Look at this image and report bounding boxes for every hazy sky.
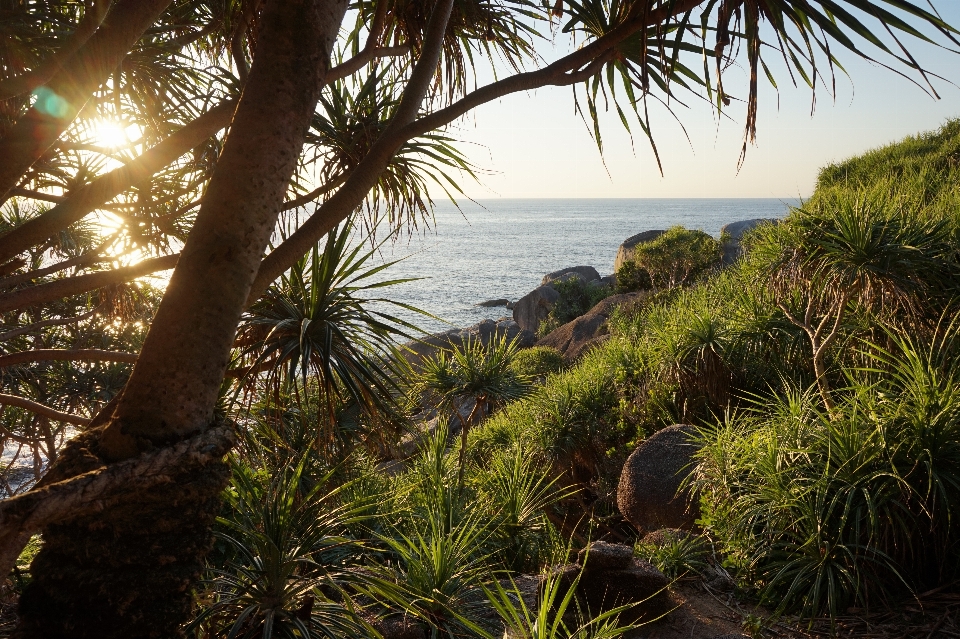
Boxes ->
[447,3,960,199]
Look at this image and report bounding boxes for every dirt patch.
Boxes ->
[630,579,960,639]
[627,580,765,639]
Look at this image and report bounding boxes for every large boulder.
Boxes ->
[556,542,672,623]
[720,218,776,265]
[537,292,648,363]
[512,285,561,333]
[401,318,535,371]
[617,424,702,533]
[542,266,601,286]
[613,229,665,272]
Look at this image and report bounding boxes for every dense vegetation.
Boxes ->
[473,118,960,620]
[2,1,958,635]
[5,115,960,637]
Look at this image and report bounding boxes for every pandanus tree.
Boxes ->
[0,0,956,635]
[235,220,425,454]
[759,193,958,411]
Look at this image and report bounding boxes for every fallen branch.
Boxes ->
[0,424,236,580]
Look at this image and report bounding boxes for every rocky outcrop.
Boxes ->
[402,318,535,370]
[614,229,665,272]
[556,541,672,623]
[512,285,560,333]
[617,424,702,533]
[397,401,476,458]
[477,298,510,307]
[720,218,776,265]
[537,292,648,363]
[641,528,690,548]
[542,266,601,286]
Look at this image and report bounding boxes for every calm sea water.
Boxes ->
[368,198,798,334]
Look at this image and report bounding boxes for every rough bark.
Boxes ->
[0,0,176,202]
[12,425,235,639]
[101,0,347,458]
[0,393,90,426]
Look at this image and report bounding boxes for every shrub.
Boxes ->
[634,532,710,579]
[510,346,564,379]
[537,277,612,338]
[692,322,960,618]
[631,226,722,291]
[614,260,653,294]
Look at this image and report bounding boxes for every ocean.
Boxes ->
[367,198,799,334]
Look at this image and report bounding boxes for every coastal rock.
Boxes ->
[556,546,672,623]
[641,528,690,548]
[542,266,601,286]
[614,229,665,272]
[550,272,585,285]
[720,218,776,265]
[537,292,648,363]
[477,298,510,308]
[577,540,635,573]
[618,424,702,533]
[487,574,542,638]
[512,285,560,333]
[401,318,535,371]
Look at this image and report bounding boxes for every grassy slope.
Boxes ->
[467,117,960,617]
[812,117,960,213]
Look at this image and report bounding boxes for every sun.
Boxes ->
[90,120,131,149]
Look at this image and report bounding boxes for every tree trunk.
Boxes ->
[13,1,347,636]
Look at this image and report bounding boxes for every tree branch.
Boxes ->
[0,0,178,203]
[0,242,112,291]
[0,254,178,314]
[0,309,99,342]
[8,189,67,204]
[280,172,348,211]
[0,100,235,265]
[0,394,90,426]
[246,0,703,299]
[0,349,138,367]
[246,0,455,301]
[0,0,113,101]
[326,45,411,82]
